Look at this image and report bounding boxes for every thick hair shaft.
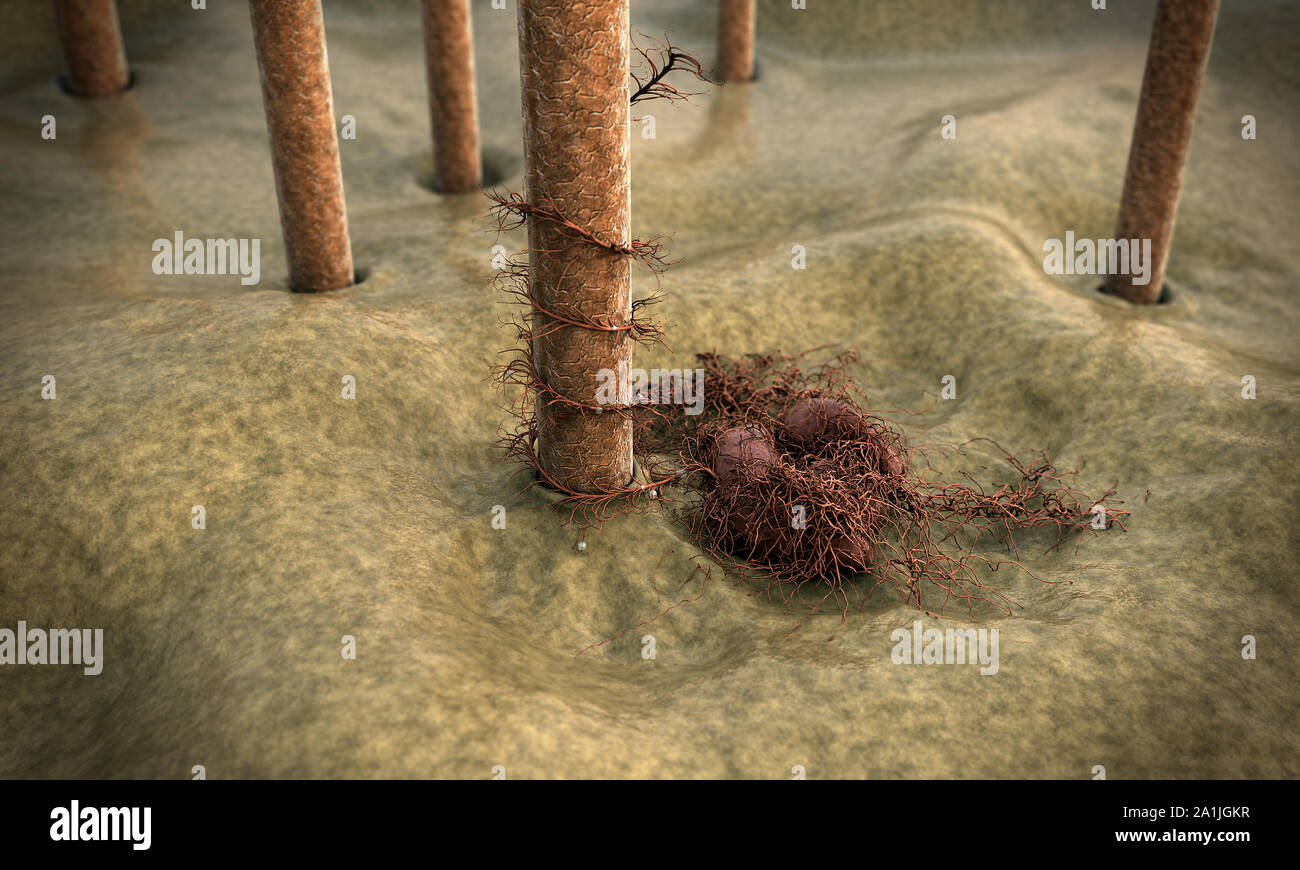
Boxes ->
[249,0,354,293]
[422,0,481,192]
[716,0,756,83]
[54,0,130,98]
[1108,0,1219,303]
[517,0,633,492]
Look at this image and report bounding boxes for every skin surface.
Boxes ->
[53,0,130,98]
[1108,0,1220,303]
[422,0,481,192]
[518,0,633,492]
[1,0,1295,781]
[249,0,354,293]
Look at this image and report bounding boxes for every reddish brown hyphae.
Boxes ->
[632,348,1129,630]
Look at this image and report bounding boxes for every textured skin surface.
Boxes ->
[53,0,129,98]
[2,0,1298,782]
[1108,0,1219,303]
[519,0,633,492]
[421,0,480,192]
[716,0,755,83]
[249,0,353,293]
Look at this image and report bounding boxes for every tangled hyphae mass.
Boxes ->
[634,349,1129,624]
